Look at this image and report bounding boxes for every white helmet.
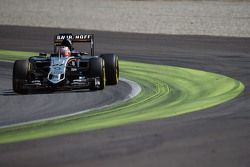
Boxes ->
[60,46,71,57]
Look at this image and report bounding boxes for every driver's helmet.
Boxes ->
[62,38,72,50]
[59,46,71,57]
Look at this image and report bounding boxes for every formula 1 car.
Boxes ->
[13,33,119,94]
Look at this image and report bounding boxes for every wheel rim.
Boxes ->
[103,59,106,87]
[115,58,119,83]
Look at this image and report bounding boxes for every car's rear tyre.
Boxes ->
[13,60,30,94]
[100,54,119,85]
[89,57,106,90]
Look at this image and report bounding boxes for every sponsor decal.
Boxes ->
[56,34,92,41]
[56,35,73,40]
[75,35,91,40]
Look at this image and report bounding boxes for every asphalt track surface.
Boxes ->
[0,61,131,126]
[0,25,250,167]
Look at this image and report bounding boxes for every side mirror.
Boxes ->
[50,53,58,57]
[39,52,47,57]
[80,52,88,56]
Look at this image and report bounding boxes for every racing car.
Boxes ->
[12,33,119,94]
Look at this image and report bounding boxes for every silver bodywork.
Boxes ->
[48,56,71,84]
[47,54,101,88]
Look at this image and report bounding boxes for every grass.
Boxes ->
[0,50,37,61]
[0,49,245,144]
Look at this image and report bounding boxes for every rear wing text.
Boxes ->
[54,33,94,56]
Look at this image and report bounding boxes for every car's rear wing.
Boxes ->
[54,33,95,56]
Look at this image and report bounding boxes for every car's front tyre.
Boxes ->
[100,54,119,85]
[13,60,30,94]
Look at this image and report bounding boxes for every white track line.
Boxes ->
[0,61,141,128]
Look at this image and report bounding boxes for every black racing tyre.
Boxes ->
[12,60,30,94]
[89,57,106,90]
[100,54,119,85]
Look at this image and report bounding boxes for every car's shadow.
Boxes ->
[1,89,16,96]
[1,88,94,96]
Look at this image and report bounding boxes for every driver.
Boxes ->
[59,46,71,57]
[61,38,73,50]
